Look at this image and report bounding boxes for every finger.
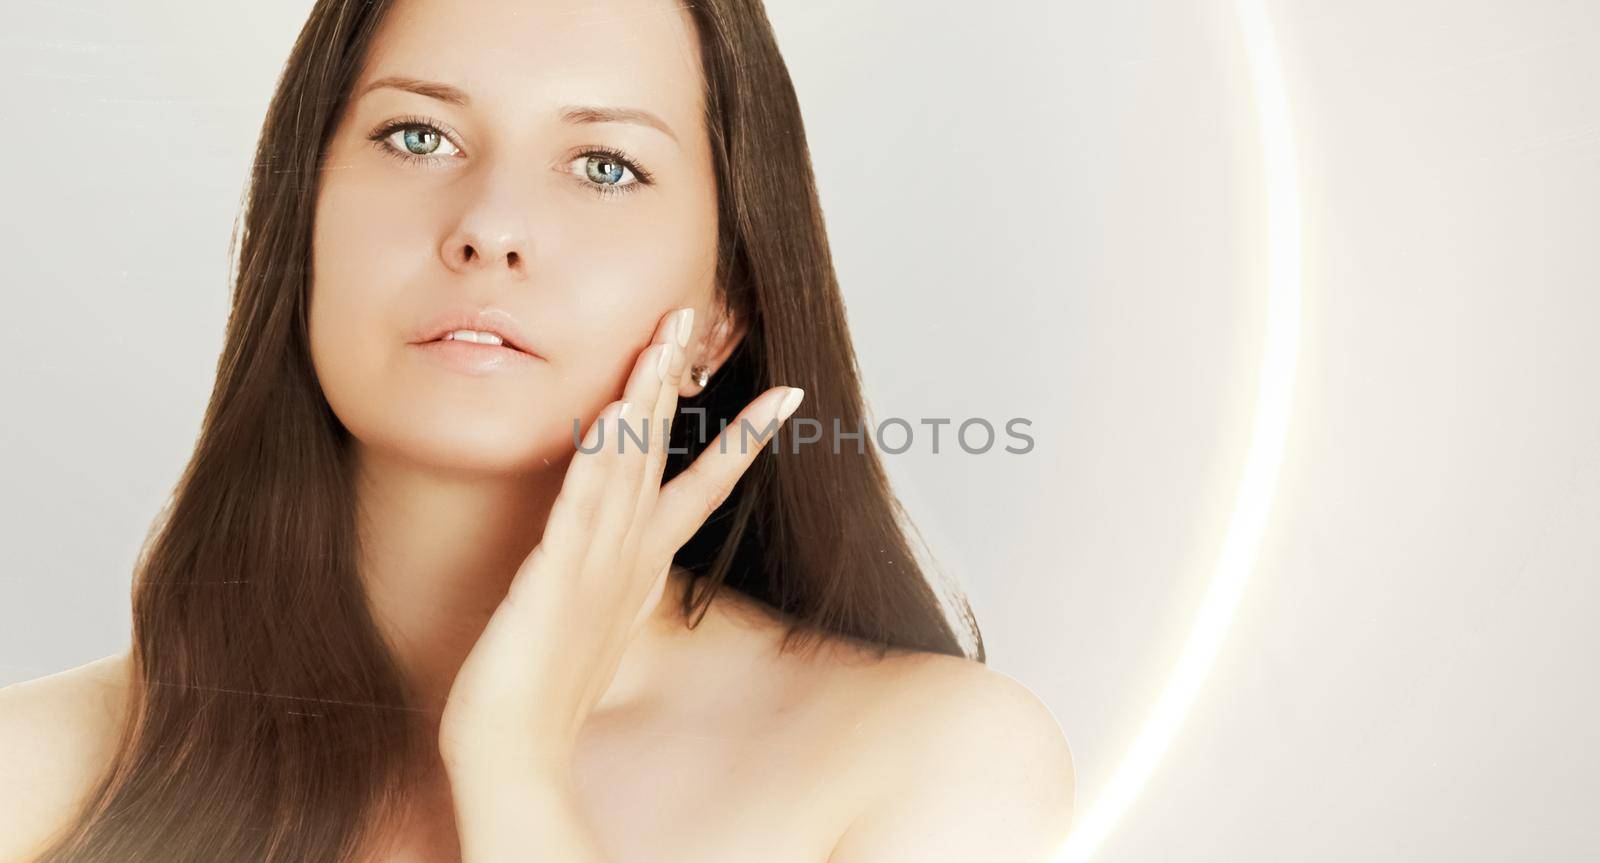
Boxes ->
[534,398,631,577]
[630,308,692,541]
[618,310,691,610]
[626,561,674,642]
[628,307,691,511]
[580,322,676,584]
[646,386,804,558]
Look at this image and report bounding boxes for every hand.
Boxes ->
[436,306,804,781]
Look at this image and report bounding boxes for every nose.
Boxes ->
[439,185,532,278]
[440,224,528,277]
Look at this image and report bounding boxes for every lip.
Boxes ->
[407,306,543,374]
[408,306,542,356]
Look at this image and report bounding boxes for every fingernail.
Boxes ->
[617,401,633,419]
[675,308,694,348]
[775,387,804,423]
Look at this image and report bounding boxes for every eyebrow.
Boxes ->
[357,75,679,144]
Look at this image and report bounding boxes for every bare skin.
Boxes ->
[0,579,1074,862]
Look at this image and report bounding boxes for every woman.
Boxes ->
[0,0,1074,860]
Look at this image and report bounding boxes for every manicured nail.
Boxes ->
[675,308,694,348]
[617,401,633,419]
[775,387,804,423]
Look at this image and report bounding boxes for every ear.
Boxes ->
[680,301,746,397]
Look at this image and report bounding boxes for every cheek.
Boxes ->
[309,177,417,392]
[306,174,445,450]
[544,197,719,388]
[313,167,434,299]
[546,248,709,409]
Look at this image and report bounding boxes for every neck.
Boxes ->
[351,443,684,729]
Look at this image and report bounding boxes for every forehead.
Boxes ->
[359,0,704,118]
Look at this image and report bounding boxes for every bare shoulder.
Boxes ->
[0,651,133,862]
[825,653,1075,858]
[702,584,1074,795]
[823,650,1077,862]
[676,580,1075,858]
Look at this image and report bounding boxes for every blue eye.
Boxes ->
[398,127,446,156]
[574,149,652,198]
[585,155,629,185]
[368,116,464,164]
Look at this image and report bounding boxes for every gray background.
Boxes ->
[2,1,1596,860]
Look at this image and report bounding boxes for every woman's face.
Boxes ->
[310,0,723,475]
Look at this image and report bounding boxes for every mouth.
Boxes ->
[408,307,543,366]
[409,328,541,374]
[414,327,538,358]
[428,328,521,351]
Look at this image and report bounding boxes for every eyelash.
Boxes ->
[365,114,655,199]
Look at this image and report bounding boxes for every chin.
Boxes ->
[344,410,577,478]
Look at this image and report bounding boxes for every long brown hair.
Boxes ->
[36,0,983,859]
